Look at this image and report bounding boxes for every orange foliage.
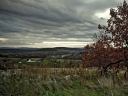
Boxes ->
[82,1,128,70]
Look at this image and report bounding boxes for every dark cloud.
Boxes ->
[0,0,122,47]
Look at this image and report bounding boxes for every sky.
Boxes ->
[0,0,123,48]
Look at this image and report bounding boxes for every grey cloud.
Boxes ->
[0,0,82,23]
[0,0,123,47]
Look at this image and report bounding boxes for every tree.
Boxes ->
[82,0,128,73]
[98,0,128,48]
[98,0,128,70]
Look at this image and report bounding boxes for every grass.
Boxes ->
[0,66,128,96]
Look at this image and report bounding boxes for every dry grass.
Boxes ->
[0,66,128,96]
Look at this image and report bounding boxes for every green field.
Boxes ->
[0,57,81,69]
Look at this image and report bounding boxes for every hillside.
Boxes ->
[0,47,83,52]
[38,47,83,52]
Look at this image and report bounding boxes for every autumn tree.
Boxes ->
[98,0,128,69]
[82,0,128,72]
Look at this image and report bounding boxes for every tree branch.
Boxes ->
[105,59,124,69]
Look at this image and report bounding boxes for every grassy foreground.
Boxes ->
[0,67,128,96]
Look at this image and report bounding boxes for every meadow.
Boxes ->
[0,64,128,96]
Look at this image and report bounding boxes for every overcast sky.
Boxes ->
[0,0,123,48]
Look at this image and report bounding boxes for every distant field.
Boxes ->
[0,57,81,69]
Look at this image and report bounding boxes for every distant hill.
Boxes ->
[0,47,84,53]
[0,47,39,52]
[38,47,83,52]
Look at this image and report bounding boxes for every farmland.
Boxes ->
[0,47,82,70]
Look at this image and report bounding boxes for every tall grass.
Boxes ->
[0,66,128,96]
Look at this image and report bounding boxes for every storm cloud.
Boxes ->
[0,0,122,48]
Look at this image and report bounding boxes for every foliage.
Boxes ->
[82,0,128,74]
